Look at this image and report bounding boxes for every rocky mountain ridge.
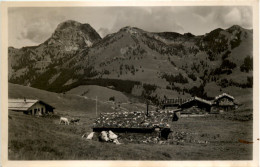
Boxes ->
[8,20,253,104]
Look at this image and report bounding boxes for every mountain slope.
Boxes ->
[8,83,115,115]
[8,20,101,86]
[8,21,253,104]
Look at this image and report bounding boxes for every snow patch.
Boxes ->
[64,45,78,51]
[64,78,77,86]
[85,40,93,47]
[48,73,61,84]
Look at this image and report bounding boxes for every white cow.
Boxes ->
[59,117,70,125]
[100,131,109,142]
[82,132,95,140]
[108,130,118,140]
[113,139,121,145]
[86,132,95,140]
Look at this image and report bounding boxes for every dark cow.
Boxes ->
[70,118,80,125]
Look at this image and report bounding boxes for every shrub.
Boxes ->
[222,50,231,60]
[188,73,197,81]
[143,84,157,94]
[162,73,188,84]
[240,56,253,73]
[230,31,242,49]
[109,96,115,101]
[188,84,206,98]
[219,78,229,88]
[221,59,237,69]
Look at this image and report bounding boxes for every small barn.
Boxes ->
[212,93,236,111]
[8,98,55,116]
[180,96,212,114]
[92,110,179,139]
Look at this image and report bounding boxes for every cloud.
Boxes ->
[224,8,242,26]
[97,27,111,38]
[8,6,253,48]
[19,19,55,43]
[108,7,184,34]
[9,7,66,47]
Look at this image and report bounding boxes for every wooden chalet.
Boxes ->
[179,96,212,114]
[212,93,237,111]
[8,98,55,115]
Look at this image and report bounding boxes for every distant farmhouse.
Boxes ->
[180,96,212,114]
[212,93,237,112]
[162,93,237,114]
[8,98,55,116]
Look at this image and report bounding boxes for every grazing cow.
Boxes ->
[70,118,80,125]
[59,117,70,125]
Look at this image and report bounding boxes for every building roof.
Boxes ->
[215,93,234,101]
[181,96,212,106]
[93,110,178,130]
[8,98,54,111]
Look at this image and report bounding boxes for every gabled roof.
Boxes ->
[181,96,212,106]
[8,99,54,111]
[215,93,234,101]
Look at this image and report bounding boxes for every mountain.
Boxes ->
[8,20,253,105]
[8,20,101,84]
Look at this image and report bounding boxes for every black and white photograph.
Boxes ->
[1,1,259,166]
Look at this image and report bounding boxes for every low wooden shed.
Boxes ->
[180,96,212,113]
[92,110,178,139]
[8,98,55,115]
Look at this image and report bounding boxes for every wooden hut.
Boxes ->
[212,93,236,111]
[8,98,55,116]
[180,96,212,114]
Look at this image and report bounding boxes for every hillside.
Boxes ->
[8,83,114,116]
[8,83,149,115]
[66,85,129,103]
[8,20,253,105]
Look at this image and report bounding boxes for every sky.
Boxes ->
[8,6,252,48]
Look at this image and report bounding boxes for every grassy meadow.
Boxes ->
[8,111,252,160]
[8,83,253,160]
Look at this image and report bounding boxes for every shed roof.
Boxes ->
[8,98,54,111]
[93,110,179,130]
[181,96,212,106]
[215,93,234,101]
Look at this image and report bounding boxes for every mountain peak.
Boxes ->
[119,26,144,34]
[226,25,244,32]
[56,20,83,30]
[47,20,101,49]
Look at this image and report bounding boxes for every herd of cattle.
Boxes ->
[82,131,122,144]
[59,116,122,144]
